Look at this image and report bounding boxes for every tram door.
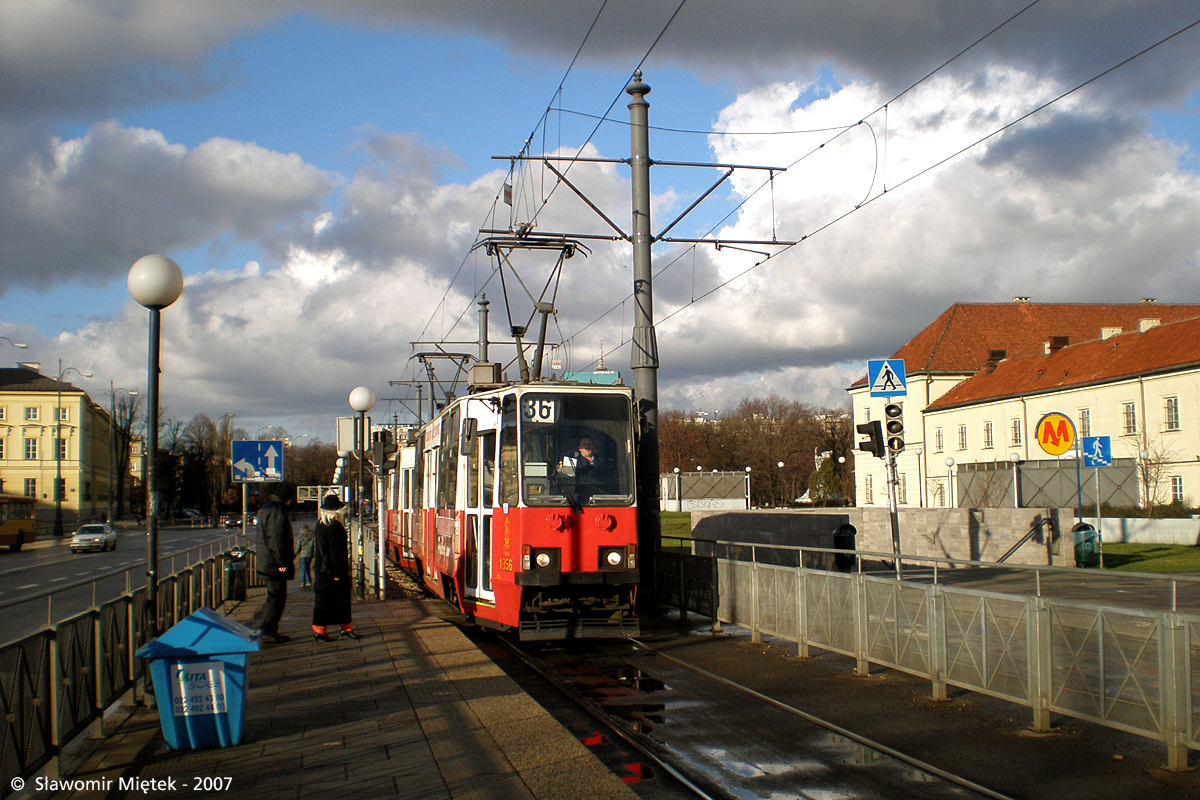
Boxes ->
[464,418,496,605]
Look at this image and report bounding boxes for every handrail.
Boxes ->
[996,517,1054,564]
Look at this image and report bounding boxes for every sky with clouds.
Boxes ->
[2,0,1199,442]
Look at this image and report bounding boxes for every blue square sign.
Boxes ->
[231,440,285,483]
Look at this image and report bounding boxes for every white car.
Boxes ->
[70,523,118,553]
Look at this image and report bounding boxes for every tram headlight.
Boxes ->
[599,545,635,570]
[536,552,552,568]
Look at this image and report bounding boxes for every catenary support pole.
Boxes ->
[628,70,660,609]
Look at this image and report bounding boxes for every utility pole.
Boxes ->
[628,70,660,608]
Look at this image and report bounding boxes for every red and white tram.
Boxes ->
[384,382,640,640]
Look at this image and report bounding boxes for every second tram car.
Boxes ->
[385,382,640,640]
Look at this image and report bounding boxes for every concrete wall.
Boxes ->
[1091,516,1200,545]
[692,507,1073,567]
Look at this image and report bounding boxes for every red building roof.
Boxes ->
[851,302,1200,387]
[928,315,1200,410]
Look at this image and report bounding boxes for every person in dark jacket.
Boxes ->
[255,494,295,643]
[311,494,361,641]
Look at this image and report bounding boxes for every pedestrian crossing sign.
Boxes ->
[867,359,907,398]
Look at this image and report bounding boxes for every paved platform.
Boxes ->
[44,594,638,800]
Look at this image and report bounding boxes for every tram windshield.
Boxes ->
[508,391,635,508]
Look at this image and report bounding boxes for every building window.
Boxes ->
[935,483,945,507]
[24,438,36,460]
[57,437,67,460]
[1164,396,1180,431]
[0,440,4,460]
[54,477,65,501]
[1078,408,1091,438]
[934,427,944,453]
[1010,418,1022,446]
[863,406,871,422]
[23,406,38,422]
[1122,402,1138,436]
[957,424,968,450]
[1171,475,1184,504]
[864,473,873,504]
[56,407,69,422]
[23,478,36,498]
[0,406,6,421]
[983,421,994,449]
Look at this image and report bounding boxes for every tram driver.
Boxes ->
[562,435,616,502]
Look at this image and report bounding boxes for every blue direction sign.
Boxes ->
[1082,436,1112,468]
[231,440,285,483]
[867,359,907,398]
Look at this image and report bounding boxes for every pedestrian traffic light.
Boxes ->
[856,420,885,459]
[884,402,904,454]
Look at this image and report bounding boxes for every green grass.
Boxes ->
[1101,543,1200,573]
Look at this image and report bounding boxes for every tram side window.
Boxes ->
[467,423,479,510]
[482,431,496,507]
[499,396,519,507]
[438,406,460,510]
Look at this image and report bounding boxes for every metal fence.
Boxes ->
[0,537,259,797]
[706,541,1197,771]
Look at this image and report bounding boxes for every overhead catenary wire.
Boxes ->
[556,4,1199,370]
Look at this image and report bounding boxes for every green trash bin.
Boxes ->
[1072,522,1100,568]
[224,546,248,601]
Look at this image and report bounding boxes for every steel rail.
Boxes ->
[629,638,1019,800]
[492,635,720,800]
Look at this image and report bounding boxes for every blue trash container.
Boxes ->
[135,607,260,749]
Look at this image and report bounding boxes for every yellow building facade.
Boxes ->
[0,364,116,533]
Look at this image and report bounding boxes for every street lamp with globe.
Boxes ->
[128,254,184,635]
[348,387,375,599]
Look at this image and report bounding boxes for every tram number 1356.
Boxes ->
[521,398,558,424]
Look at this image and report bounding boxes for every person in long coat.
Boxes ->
[311,495,361,641]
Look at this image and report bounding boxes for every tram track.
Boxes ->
[486,627,1017,800]
[625,637,1017,800]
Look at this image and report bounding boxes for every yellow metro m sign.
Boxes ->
[1035,412,1076,456]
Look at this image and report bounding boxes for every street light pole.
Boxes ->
[53,359,93,538]
[349,387,375,600]
[128,255,184,636]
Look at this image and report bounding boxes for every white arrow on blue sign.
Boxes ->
[231,440,285,483]
[1082,436,1111,468]
[867,359,907,398]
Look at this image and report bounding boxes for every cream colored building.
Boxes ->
[0,364,117,532]
[849,301,1200,509]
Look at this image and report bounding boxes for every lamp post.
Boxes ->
[53,360,93,537]
[349,387,375,600]
[914,448,924,508]
[1009,452,1021,508]
[128,254,184,636]
[107,384,138,524]
[945,457,956,508]
[0,337,29,350]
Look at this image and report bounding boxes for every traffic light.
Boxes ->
[856,420,885,459]
[884,402,904,454]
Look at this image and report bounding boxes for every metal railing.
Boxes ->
[0,537,262,796]
[659,538,1199,771]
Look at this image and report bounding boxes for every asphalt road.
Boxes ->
[0,523,242,645]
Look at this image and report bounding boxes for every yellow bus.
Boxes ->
[0,495,37,552]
